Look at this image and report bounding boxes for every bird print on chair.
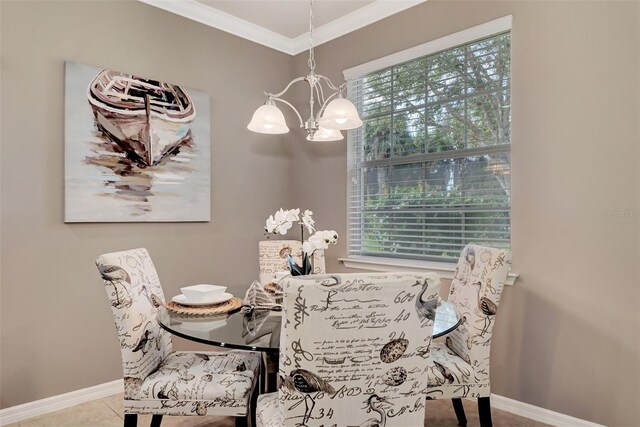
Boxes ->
[98,263,131,283]
[139,284,163,308]
[256,272,441,427]
[349,395,392,427]
[412,278,440,322]
[98,264,133,308]
[474,281,498,337]
[465,246,476,272]
[282,369,335,426]
[132,329,152,354]
[96,248,262,423]
[433,361,456,384]
[426,243,512,427]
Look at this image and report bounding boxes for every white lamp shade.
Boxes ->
[247,104,289,134]
[307,127,343,142]
[319,97,363,130]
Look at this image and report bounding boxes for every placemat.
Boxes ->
[165,297,243,316]
[264,282,282,294]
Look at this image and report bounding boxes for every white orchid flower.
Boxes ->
[320,231,332,246]
[269,208,293,235]
[301,210,315,234]
[264,209,333,247]
[273,209,286,223]
[265,215,278,234]
[309,230,339,248]
[308,233,329,250]
[276,219,293,235]
[302,241,314,255]
[287,208,300,222]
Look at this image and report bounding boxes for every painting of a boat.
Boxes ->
[87,70,196,167]
[65,61,210,223]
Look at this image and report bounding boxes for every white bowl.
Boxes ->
[180,284,227,302]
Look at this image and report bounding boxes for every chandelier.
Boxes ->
[247,0,363,142]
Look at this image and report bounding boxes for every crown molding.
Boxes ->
[138,0,296,54]
[289,0,427,55]
[137,0,428,56]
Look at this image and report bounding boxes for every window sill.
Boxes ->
[339,256,518,286]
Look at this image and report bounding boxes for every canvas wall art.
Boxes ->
[64,61,210,222]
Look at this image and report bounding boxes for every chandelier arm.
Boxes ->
[269,76,308,99]
[315,91,342,121]
[317,75,345,92]
[315,81,325,106]
[251,0,360,140]
[272,97,305,127]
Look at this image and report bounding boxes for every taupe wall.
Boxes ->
[0,0,294,408]
[291,1,640,426]
[2,1,639,425]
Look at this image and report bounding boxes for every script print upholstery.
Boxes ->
[257,272,441,427]
[96,248,260,416]
[258,240,326,284]
[426,244,512,399]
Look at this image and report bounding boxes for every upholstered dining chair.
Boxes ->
[256,272,441,427]
[96,248,261,427]
[258,240,325,285]
[425,244,512,427]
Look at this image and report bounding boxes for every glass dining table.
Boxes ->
[157,300,460,392]
[157,300,461,354]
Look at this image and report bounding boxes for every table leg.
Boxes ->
[261,351,280,393]
[259,354,268,394]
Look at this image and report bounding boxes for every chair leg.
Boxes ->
[150,414,163,427]
[249,384,259,427]
[124,414,138,427]
[478,396,493,427]
[235,416,249,427]
[452,398,467,426]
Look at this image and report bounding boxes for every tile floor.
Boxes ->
[6,393,551,426]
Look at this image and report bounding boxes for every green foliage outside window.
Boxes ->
[351,33,511,262]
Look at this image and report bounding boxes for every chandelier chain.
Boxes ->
[308,0,315,72]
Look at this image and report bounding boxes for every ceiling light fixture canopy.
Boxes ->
[247,0,362,142]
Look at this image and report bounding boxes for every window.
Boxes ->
[347,30,511,263]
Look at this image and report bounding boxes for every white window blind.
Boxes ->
[347,31,511,263]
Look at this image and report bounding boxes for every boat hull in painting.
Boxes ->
[87,70,196,167]
[91,107,192,166]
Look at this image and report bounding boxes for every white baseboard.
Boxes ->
[490,393,605,427]
[0,380,604,427]
[0,379,123,426]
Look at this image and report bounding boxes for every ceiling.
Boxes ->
[138,0,427,55]
[198,1,376,39]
